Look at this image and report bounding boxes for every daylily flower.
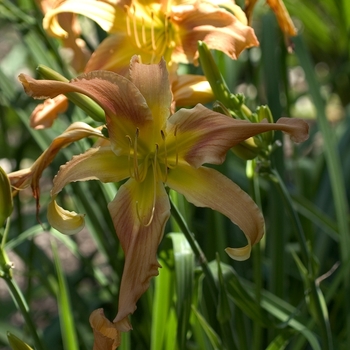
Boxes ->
[18,57,308,331]
[43,0,259,72]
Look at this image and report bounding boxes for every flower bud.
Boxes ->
[0,167,13,225]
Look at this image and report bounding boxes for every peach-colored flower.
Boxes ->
[17,57,308,333]
[43,0,259,72]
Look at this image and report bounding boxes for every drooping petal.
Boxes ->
[166,164,264,260]
[43,0,124,38]
[108,171,170,330]
[171,3,259,63]
[47,146,130,234]
[266,0,297,37]
[19,70,153,154]
[8,121,105,215]
[89,309,121,350]
[47,198,85,235]
[129,56,172,144]
[166,104,309,168]
[30,95,68,129]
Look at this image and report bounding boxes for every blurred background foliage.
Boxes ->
[0,0,350,349]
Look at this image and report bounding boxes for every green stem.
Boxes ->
[2,275,45,350]
[268,169,333,350]
[169,198,217,303]
[170,198,238,349]
[1,221,45,350]
[247,160,263,350]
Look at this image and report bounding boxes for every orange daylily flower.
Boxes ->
[43,0,259,72]
[17,57,308,332]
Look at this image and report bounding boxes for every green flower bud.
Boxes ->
[7,333,33,350]
[0,167,13,225]
[36,65,105,123]
[256,105,274,145]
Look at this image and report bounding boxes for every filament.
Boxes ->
[131,5,141,48]
[142,17,146,44]
[160,130,168,182]
[133,128,140,181]
[135,145,158,227]
[151,11,157,51]
[125,6,131,36]
[173,124,179,167]
[126,135,133,178]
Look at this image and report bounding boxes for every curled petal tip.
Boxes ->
[114,317,133,332]
[90,309,121,350]
[47,199,85,235]
[225,245,251,261]
[277,117,309,143]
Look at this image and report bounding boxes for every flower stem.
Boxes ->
[0,221,45,350]
[169,197,218,303]
[247,160,264,350]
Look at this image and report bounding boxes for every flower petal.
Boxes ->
[89,308,121,350]
[19,70,153,154]
[171,74,214,107]
[30,95,68,130]
[166,104,309,168]
[50,146,130,198]
[108,171,170,329]
[47,146,130,234]
[8,122,105,218]
[47,199,85,235]
[166,165,264,260]
[84,34,135,75]
[43,0,123,38]
[171,3,259,63]
[266,0,297,37]
[129,56,172,143]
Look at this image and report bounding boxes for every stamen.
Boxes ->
[125,6,131,37]
[160,130,168,182]
[164,14,168,46]
[132,5,141,48]
[133,128,140,181]
[126,135,134,178]
[135,145,158,227]
[136,201,155,227]
[141,17,146,44]
[151,11,157,51]
[173,124,179,167]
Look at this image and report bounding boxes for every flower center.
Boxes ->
[125,126,179,226]
[124,2,177,62]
